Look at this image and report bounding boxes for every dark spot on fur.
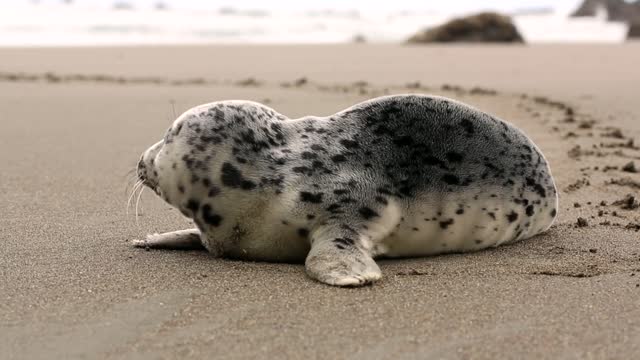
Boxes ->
[298,228,309,237]
[331,154,347,163]
[526,177,547,198]
[446,151,464,163]
[375,196,388,205]
[241,181,256,190]
[440,219,454,229]
[221,162,256,190]
[393,135,413,146]
[526,205,535,217]
[186,199,200,213]
[359,207,379,220]
[301,152,317,160]
[201,204,223,226]
[442,174,460,185]
[460,119,475,135]
[311,161,325,170]
[506,211,519,223]
[208,186,221,197]
[292,166,311,174]
[340,139,359,149]
[300,192,323,203]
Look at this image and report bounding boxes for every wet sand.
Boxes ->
[1,44,640,359]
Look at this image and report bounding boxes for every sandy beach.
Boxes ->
[1,44,640,359]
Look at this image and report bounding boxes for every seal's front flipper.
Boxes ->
[305,226,382,287]
[131,229,205,250]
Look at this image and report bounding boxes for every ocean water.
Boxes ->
[0,3,629,46]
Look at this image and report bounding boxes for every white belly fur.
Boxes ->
[381,189,556,258]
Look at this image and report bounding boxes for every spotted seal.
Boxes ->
[132,94,558,286]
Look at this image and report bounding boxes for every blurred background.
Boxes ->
[2,0,638,46]
[3,2,640,359]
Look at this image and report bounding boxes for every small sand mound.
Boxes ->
[407,12,524,44]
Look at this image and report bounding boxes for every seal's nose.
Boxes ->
[137,158,146,180]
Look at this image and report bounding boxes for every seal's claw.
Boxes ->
[131,238,148,248]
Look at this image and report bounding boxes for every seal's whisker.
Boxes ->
[126,181,139,216]
[171,100,177,119]
[127,180,143,215]
[127,180,142,207]
[135,186,145,227]
[124,171,139,198]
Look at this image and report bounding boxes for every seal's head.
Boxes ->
[136,130,205,219]
[135,102,239,218]
[137,139,164,195]
[136,100,290,222]
[135,124,205,218]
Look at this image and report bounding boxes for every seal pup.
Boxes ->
[133,94,558,286]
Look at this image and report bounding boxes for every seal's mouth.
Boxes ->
[140,178,159,194]
[136,158,159,194]
[138,176,160,195]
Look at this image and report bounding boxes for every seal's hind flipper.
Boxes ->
[305,224,382,287]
